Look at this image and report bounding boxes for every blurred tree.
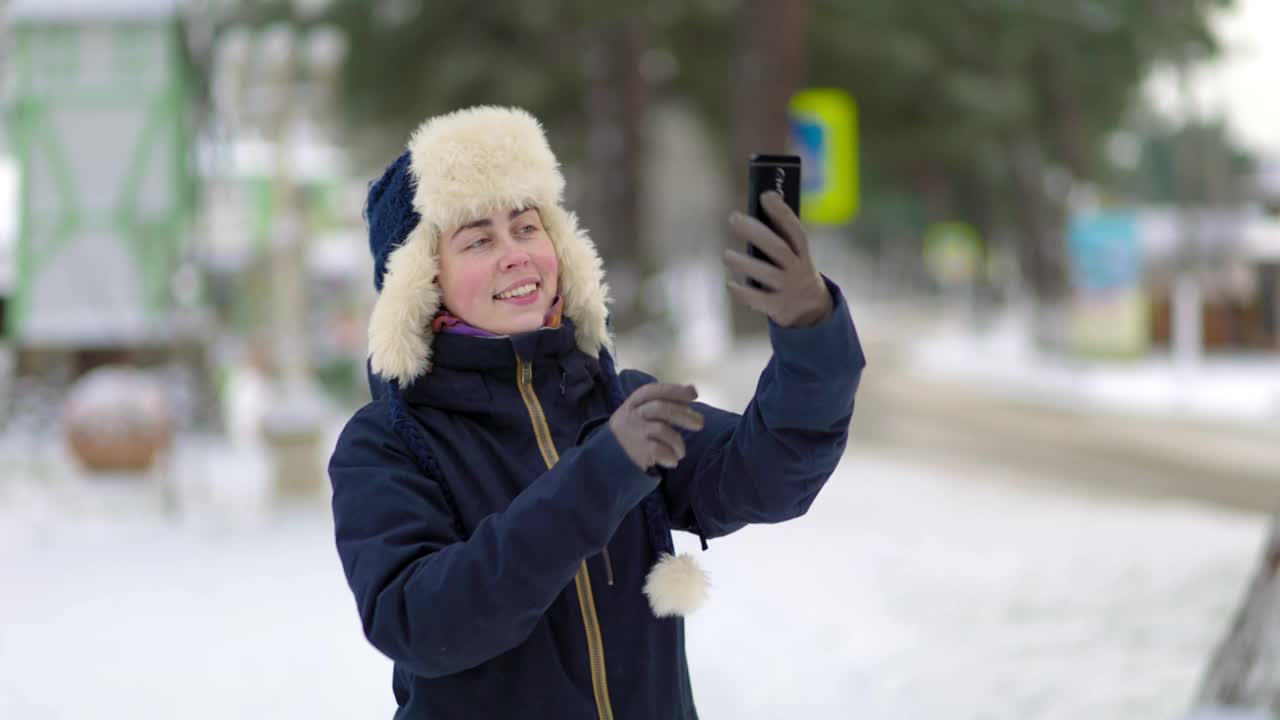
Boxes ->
[1192,514,1280,713]
[659,0,1235,335]
[221,1,664,332]
[802,0,1235,324]
[1108,118,1257,207]
[216,0,1237,341]
[726,0,814,335]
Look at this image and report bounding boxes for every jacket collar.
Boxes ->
[397,319,603,411]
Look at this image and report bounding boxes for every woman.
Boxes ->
[329,105,865,719]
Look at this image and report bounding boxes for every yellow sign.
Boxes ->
[789,89,859,225]
[923,221,983,287]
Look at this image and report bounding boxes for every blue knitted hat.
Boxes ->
[365,150,419,293]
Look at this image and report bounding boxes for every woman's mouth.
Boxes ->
[494,282,540,306]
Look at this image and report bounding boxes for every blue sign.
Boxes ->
[1067,212,1143,293]
[790,117,825,195]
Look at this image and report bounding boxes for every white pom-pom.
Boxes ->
[643,552,710,618]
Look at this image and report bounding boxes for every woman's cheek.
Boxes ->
[457,267,493,310]
[540,249,559,290]
[440,263,483,313]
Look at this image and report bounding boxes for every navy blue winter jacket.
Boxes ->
[328,278,864,719]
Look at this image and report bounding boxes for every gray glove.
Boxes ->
[723,190,834,328]
[608,383,705,472]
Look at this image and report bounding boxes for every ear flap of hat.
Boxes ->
[539,204,612,362]
[368,223,440,386]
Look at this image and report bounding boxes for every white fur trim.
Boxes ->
[367,106,613,386]
[539,204,612,361]
[643,552,710,618]
[368,223,440,386]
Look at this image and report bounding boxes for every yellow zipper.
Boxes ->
[515,356,615,720]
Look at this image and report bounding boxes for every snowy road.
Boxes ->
[0,441,1265,720]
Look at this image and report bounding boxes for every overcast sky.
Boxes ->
[1147,0,1280,160]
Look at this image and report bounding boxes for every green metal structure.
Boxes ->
[7,0,193,347]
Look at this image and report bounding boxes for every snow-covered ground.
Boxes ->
[680,451,1266,720]
[0,430,1266,719]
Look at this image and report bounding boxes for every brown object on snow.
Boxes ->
[62,366,175,473]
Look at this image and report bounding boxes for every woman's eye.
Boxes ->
[467,237,489,249]
[519,225,537,234]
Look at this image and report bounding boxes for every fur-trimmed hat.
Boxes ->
[363,105,708,618]
[365,106,610,387]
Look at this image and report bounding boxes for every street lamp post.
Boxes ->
[1172,43,1204,391]
[216,18,347,502]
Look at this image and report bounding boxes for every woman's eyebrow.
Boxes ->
[458,208,529,232]
[456,217,493,233]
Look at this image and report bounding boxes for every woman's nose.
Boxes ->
[498,237,531,268]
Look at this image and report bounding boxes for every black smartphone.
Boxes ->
[746,153,802,290]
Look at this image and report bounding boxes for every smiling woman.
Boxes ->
[435,206,561,336]
[332,105,863,720]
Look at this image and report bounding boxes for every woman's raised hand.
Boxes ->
[608,383,705,471]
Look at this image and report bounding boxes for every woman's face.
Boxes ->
[436,206,559,335]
